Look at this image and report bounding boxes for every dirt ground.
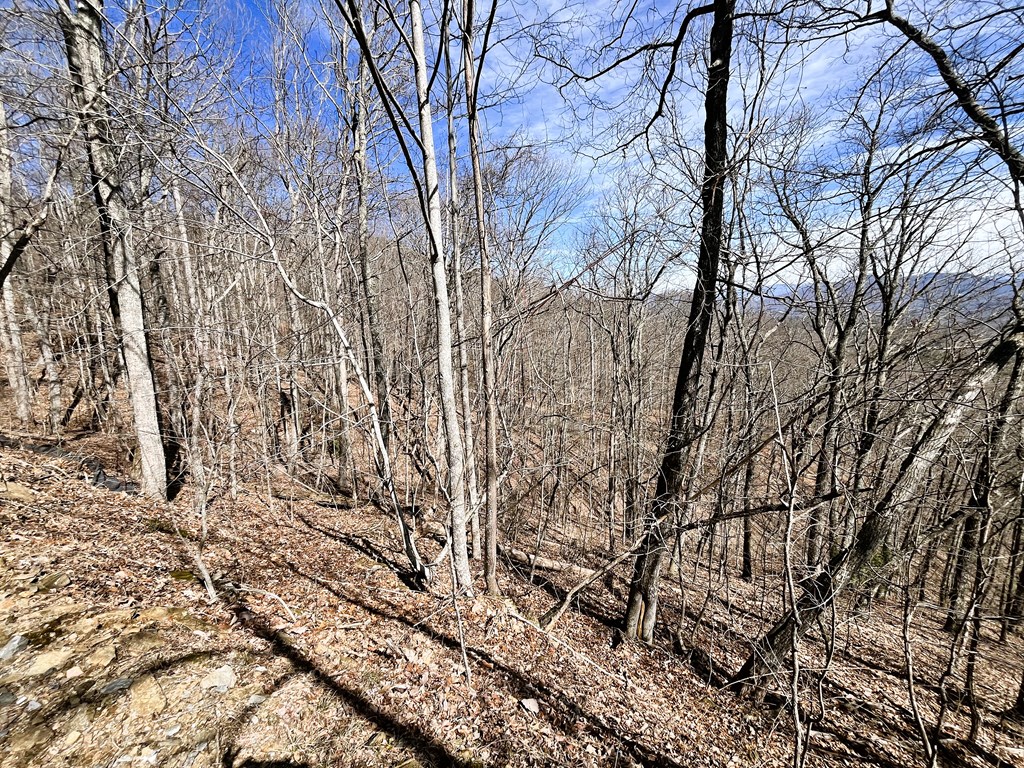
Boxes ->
[1,439,1023,767]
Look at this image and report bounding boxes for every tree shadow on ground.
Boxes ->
[4,633,284,768]
[214,670,301,768]
[293,512,427,590]
[221,746,311,768]
[501,555,625,634]
[230,605,478,768]
[275,558,687,768]
[37,648,225,722]
[813,727,916,768]
[830,646,1015,722]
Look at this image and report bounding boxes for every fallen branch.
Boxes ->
[237,585,298,623]
[500,544,596,581]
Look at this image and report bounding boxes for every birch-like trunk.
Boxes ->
[462,0,501,594]
[0,278,31,425]
[445,74,482,559]
[410,0,473,592]
[0,101,33,426]
[58,0,166,499]
[24,292,61,434]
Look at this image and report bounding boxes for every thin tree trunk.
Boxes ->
[444,49,482,559]
[741,450,755,581]
[354,56,393,450]
[624,0,734,642]
[408,0,473,592]
[24,290,61,434]
[0,279,31,425]
[0,100,33,427]
[1006,514,1024,631]
[461,0,500,594]
[58,0,166,499]
[943,514,977,632]
[1014,668,1024,716]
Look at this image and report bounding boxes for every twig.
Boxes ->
[333,619,371,630]
[236,585,298,623]
[171,519,218,604]
[189,543,219,604]
[508,608,631,688]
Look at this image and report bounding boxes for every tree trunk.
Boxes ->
[444,50,482,560]
[0,279,31,426]
[354,56,393,451]
[741,450,755,581]
[23,290,61,434]
[409,0,473,593]
[0,100,33,427]
[461,0,501,595]
[623,0,734,642]
[1014,667,1024,717]
[58,0,167,499]
[1007,513,1024,630]
[943,514,977,632]
[732,326,1024,687]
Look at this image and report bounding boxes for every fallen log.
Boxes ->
[499,544,596,582]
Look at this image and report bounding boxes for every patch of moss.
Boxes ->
[144,517,176,535]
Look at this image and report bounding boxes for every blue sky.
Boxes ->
[181,0,1024,289]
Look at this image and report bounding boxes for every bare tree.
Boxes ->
[625,0,735,643]
[459,0,501,594]
[332,0,475,592]
[57,0,167,499]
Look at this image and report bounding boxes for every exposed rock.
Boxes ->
[0,633,29,660]
[199,664,236,692]
[26,648,73,676]
[138,606,170,622]
[35,602,88,621]
[9,725,53,753]
[36,572,71,592]
[69,616,99,635]
[65,706,93,732]
[93,609,133,628]
[98,677,133,695]
[64,730,81,746]
[85,644,116,669]
[123,631,165,653]
[65,665,83,679]
[129,675,166,717]
[0,481,33,503]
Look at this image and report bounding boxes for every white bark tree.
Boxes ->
[57,0,167,499]
[334,0,474,593]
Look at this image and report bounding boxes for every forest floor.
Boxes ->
[1,434,1023,767]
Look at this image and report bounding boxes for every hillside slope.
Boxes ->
[1,441,1022,767]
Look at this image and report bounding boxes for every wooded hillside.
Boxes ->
[2,1,1024,766]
